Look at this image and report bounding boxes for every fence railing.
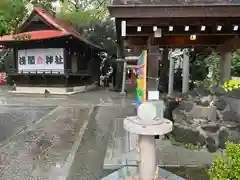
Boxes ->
[7,69,92,75]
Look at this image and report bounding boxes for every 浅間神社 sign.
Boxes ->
[18,48,64,73]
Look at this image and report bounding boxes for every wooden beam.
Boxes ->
[217,36,240,52]
[126,35,234,47]
[126,26,239,36]
[109,6,240,18]
[124,18,240,27]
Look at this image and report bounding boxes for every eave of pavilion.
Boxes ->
[126,35,234,48]
[109,3,240,50]
[108,5,240,18]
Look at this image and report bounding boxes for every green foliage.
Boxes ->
[56,10,97,28]
[0,0,27,35]
[202,52,220,93]
[200,51,240,93]
[56,0,116,53]
[208,142,240,180]
[189,49,211,82]
[168,134,182,146]
[184,143,202,151]
[56,0,116,54]
[231,50,240,77]
[29,0,55,13]
[0,0,57,35]
[85,19,116,54]
[168,135,202,151]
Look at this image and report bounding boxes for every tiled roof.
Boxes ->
[0,30,67,42]
[0,8,101,49]
[112,0,240,6]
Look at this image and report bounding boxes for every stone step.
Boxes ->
[101,166,185,180]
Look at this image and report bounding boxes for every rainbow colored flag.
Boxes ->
[135,50,147,108]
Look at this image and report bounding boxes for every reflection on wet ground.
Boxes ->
[0,86,136,179]
[0,105,55,144]
[0,86,213,179]
[0,106,93,179]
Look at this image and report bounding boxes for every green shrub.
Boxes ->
[208,142,240,180]
[184,143,202,151]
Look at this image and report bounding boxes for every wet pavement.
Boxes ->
[0,86,214,179]
[0,86,136,179]
[0,105,55,144]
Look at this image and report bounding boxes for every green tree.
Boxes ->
[0,0,57,36]
[57,0,116,54]
[189,48,211,82]
[0,0,27,35]
[201,50,240,92]
[231,50,240,77]
[85,19,116,54]
[28,0,56,13]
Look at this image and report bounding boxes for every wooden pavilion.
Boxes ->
[0,7,103,94]
[108,0,240,94]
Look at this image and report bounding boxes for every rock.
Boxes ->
[206,137,217,153]
[172,123,205,146]
[164,100,180,121]
[192,118,208,126]
[206,136,215,144]
[173,103,217,124]
[218,128,229,149]
[206,143,217,153]
[212,99,227,111]
[167,89,240,153]
[201,124,220,133]
[177,101,194,112]
[222,110,240,122]
[189,106,217,121]
[223,126,240,144]
[189,88,210,98]
[198,96,211,107]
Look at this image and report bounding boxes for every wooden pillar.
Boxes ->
[94,52,101,85]
[219,51,232,85]
[13,48,17,72]
[147,36,160,91]
[63,48,68,73]
[114,41,124,91]
[159,48,169,92]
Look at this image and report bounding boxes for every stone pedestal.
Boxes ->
[123,102,173,180]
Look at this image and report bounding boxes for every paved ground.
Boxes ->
[0,86,135,180]
[0,86,215,180]
[0,105,55,144]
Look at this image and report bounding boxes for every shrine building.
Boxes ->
[108,0,240,95]
[0,7,103,94]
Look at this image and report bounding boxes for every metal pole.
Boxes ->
[182,50,189,94]
[139,135,156,180]
[121,61,127,95]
